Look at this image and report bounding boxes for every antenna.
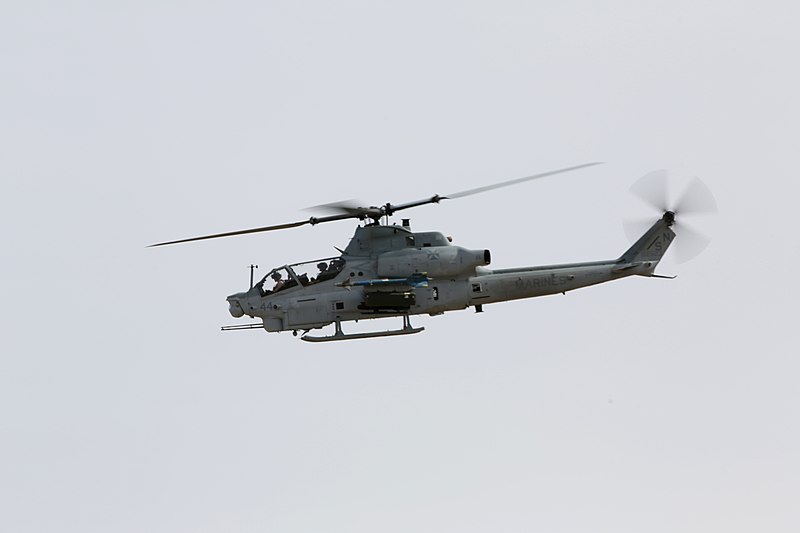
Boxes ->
[249,264,258,288]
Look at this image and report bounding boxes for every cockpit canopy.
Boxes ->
[255,256,345,296]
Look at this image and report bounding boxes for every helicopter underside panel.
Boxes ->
[263,317,283,332]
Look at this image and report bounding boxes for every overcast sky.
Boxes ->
[2,2,799,532]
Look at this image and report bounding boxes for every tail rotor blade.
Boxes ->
[674,221,711,263]
[623,218,654,243]
[675,176,718,216]
[630,169,670,212]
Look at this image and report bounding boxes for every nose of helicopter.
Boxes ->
[227,297,245,318]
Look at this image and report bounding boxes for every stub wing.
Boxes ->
[338,272,430,289]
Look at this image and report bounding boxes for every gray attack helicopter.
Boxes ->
[150,164,716,342]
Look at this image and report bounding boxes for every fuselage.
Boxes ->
[226,221,665,334]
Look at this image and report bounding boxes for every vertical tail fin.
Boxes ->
[618,212,676,265]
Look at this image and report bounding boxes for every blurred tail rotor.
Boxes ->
[624,170,718,263]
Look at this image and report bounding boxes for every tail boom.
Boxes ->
[464,214,676,307]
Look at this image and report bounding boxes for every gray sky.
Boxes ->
[2,2,799,532]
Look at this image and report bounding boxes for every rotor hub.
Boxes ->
[662,210,676,226]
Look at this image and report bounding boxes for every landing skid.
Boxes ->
[301,315,424,343]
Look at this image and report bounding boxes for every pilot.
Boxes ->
[315,261,339,283]
[272,271,285,291]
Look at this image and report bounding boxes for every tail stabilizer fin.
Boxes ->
[618,214,676,265]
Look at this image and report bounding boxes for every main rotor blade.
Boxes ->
[305,200,385,220]
[148,220,311,247]
[305,200,364,216]
[386,162,603,215]
[444,162,603,200]
[151,162,604,247]
[148,211,367,247]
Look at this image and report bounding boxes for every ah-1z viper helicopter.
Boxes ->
[150,163,716,342]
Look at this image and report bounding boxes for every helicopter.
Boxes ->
[150,163,717,342]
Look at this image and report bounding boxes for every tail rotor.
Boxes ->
[624,170,718,263]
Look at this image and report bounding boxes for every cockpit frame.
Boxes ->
[255,255,345,296]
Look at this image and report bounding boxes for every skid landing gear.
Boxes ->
[301,315,424,343]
